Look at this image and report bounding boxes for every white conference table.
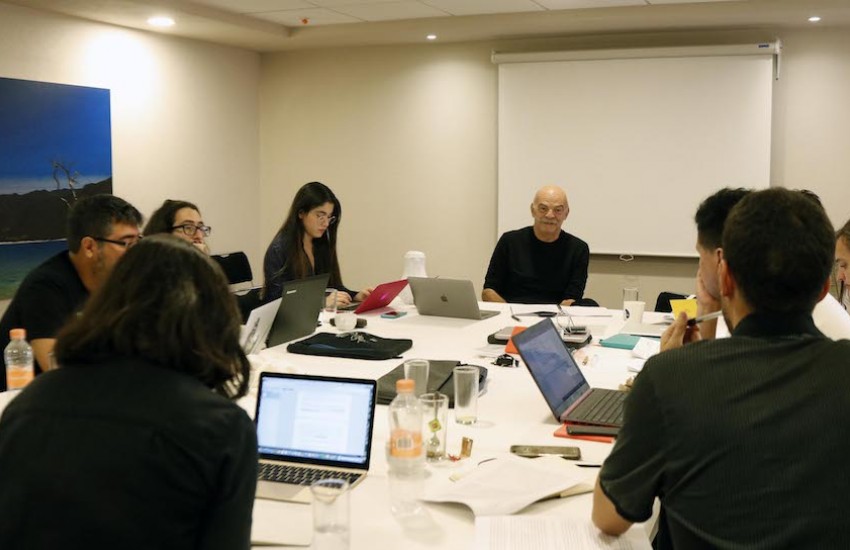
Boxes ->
[247,301,660,549]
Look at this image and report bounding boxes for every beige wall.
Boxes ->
[259,43,497,294]
[0,3,263,273]
[259,28,850,308]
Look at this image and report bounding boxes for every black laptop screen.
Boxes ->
[513,319,591,420]
[255,373,376,468]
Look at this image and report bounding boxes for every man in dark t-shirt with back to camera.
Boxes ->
[482,185,589,305]
[592,188,850,548]
[0,194,143,391]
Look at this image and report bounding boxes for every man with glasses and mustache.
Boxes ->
[0,194,142,388]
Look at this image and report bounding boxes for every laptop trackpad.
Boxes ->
[252,497,312,546]
[255,480,312,504]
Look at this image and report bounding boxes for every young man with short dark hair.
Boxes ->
[592,188,850,548]
[0,194,142,388]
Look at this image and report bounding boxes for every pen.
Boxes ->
[510,306,520,323]
[686,310,723,326]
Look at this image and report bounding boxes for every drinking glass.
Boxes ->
[453,366,479,425]
[311,478,350,550]
[403,359,429,397]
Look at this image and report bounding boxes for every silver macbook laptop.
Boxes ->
[266,273,330,348]
[407,277,499,320]
[254,372,377,503]
[240,298,282,355]
[512,319,626,428]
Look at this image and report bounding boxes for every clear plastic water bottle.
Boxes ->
[4,328,34,391]
[387,378,424,516]
[399,251,427,305]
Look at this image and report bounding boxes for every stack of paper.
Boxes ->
[421,455,584,516]
[475,517,652,550]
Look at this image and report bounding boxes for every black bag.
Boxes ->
[286,331,412,361]
[376,360,488,407]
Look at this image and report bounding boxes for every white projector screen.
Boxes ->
[497,53,774,257]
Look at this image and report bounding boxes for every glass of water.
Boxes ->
[311,478,350,550]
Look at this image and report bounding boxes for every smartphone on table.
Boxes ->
[510,445,581,460]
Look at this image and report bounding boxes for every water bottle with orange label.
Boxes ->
[387,378,424,516]
[388,379,424,466]
[4,328,34,391]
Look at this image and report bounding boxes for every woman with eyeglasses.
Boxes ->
[145,199,212,254]
[263,181,372,305]
[0,235,256,549]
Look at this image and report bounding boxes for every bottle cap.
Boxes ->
[396,379,415,393]
[9,328,26,340]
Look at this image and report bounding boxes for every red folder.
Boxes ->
[504,326,528,354]
[553,423,615,444]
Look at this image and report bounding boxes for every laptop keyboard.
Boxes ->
[568,389,626,426]
[258,463,363,486]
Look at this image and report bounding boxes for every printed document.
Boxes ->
[422,455,583,516]
[475,517,652,550]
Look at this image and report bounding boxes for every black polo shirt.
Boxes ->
[599,313,850,549]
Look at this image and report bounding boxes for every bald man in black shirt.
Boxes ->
[482,185,589,305]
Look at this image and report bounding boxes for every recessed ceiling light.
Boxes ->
[147,16,175,28]
[426,34,437,41]
[808,15,821,23]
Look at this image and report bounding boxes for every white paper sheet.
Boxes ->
[422,455,583,516]
[564,306,613,317]
[475,517,652,550]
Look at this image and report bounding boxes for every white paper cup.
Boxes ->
[623,300,646,327]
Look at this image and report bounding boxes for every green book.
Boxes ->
[600,333,641,350]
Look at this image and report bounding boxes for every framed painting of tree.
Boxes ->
[0,77,112,300]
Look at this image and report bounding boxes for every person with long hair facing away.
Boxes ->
[0,235,257,550]
[263,181,372,304]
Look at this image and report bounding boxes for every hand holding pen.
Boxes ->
[660,311,719,352]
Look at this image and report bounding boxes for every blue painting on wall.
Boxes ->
[0,77,112,300]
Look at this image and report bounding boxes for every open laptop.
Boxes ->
[407,277,499,320]
[512,319,626,428]
[254,372,377,503]
[337,279,408,314]
[266,273,329,348]
[240,298,283,355]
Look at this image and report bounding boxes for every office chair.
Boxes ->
[654,292,688,313]
[211,252,253,287]
[211,252,262,322]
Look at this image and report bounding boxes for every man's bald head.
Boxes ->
[530,185,570,242]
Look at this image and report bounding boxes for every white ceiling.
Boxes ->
[193,0,738,27]
[5,0,850,52]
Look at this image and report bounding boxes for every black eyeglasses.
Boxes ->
[93,236,142,249]
[314,213,337,226]
[172,223,212,237]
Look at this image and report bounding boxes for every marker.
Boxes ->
[686,310,723,327]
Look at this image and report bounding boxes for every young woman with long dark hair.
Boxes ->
[263,181,371,304]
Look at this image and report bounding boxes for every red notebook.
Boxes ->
[553,423,615,444]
